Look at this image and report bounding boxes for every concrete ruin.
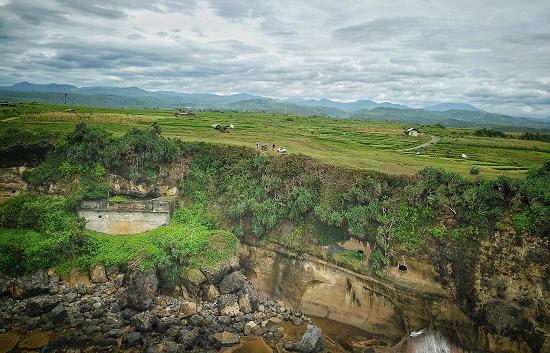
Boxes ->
[77,199,174,235]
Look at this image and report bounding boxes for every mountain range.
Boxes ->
[1,82,549,130]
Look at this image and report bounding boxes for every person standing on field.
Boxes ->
[256,140,260,149]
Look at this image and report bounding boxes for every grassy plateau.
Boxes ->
[2,103,549,177]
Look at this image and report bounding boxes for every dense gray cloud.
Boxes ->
[0,0,549,117]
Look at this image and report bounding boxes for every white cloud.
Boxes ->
[0,0,549,116]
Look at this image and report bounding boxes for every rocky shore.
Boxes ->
[0,258,323,353]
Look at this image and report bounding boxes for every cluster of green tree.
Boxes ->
[520,131,550,143]
[474,128,550,143]
[474,128,508,138]
[23,123,179,196]
[178,143,549,273]
[2,123,548,276]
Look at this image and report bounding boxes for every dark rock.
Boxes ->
[25,295,62,316]
[107,328,123,338]
[200,256,239,284]
[219,271,246,294]
[201,283,221,301]
[63,292,78,303]
[124,331,143,347]
[293,324,324,353]
[180,269,206,297]
[11,270,50,298]
[158,316,180,333]
[49,302,68,323]
[178,327,199,349]
[133,310,157,332]
[122,307,137,321]
[0,273,9,296]
[163,340,181,353]
[83,325,101,335]
[217,294,240,317]
[127,267,158,311]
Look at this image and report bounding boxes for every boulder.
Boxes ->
[200,256,239,284]
[105,266,119,281]
[201,284,220,301]
[243,321,257,335]
[42,303,67,324]
[213,331,240,346]
[180,269,205,297]
[0,274,9,296]
[238,292,252,314]
[124,331,142,347]
[217,294,240,317]
[11,270,50,298]
[293,324,324,353]
[127,267,158,311]
[177,327,199,349]
[90,265,108,283]
[219,271,246,294]
[179,301,197,318]
[133,310,157,332]
[25,295,62,316]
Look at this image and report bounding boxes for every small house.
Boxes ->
[174,111,195,117]
[0,101,16,107]
[405,128,419,137]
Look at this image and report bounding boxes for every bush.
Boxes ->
[470,165,480,175]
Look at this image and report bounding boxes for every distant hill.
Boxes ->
[1,81,548,130]
[8,81,77,93]
[287,98,408,112]
[351,107,550,130]
[425,102,482,112]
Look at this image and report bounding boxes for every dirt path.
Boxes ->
[1,116,20,122]
[401,135,438,152]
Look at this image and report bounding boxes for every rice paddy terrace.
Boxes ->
[1,103,549,177]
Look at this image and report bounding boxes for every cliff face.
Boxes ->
[240,233,548,353]
[431,218,549,353]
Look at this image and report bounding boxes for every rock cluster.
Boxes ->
[0,259,322,353]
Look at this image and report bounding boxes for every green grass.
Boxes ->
[1,103,549,177]
[0,196,238,276]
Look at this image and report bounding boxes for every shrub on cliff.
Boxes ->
[0,195,85,274]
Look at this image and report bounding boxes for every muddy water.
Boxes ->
[227,317,388,353]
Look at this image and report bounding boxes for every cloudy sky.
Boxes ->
[1,0,549,117]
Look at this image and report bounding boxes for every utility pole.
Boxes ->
[64,93,68,105]
[284,103,287,115]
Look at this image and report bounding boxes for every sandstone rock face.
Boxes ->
[126,268,158,311]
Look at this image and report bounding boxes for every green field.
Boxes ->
[2,103,549,177]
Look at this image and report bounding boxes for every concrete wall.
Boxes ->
[78,209,171,235]
[77,199,174,234]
